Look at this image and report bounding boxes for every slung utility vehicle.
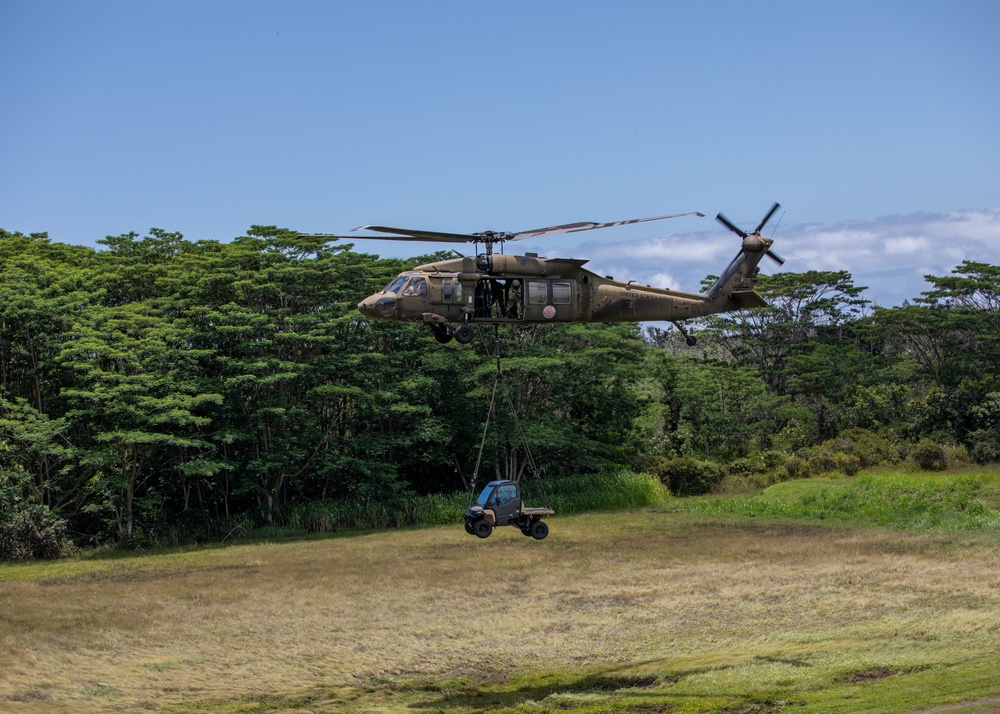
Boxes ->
[464,479,554,540]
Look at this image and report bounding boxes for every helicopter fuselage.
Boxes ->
[357,247,768,341]
[352,204,783,344]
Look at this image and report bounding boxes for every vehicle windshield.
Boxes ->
[475,485,495,507]
[384,275,409,295]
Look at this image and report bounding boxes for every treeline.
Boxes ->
[0,227,997,557]
[642,265,999,493]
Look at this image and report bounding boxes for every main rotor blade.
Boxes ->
[511,211,703,240]
[715,212,748,238]
[766,248,785,265]
[296,233,353,240]
[754,202,781,234]
[353,225,482,243]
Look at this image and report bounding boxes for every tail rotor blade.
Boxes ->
[715,212,747,238]
[766,248,785,266]
[754,202,781,234]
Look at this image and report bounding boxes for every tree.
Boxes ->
[870,261,1000,443]
[60,299,220,540]
[700,271,870,395]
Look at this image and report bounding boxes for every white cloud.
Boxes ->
[541,207,1000,307]
[648,272,682,291]
[884,236,929,255]
[547,233,731,264]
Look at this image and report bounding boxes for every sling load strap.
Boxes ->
[467,358,500,506]
[500,383,551,506]
[466,324,550,507]
[467,324,503,505]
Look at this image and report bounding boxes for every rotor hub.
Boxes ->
[741,234,767,253]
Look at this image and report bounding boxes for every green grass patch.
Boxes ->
[683,470,1000,531]
[335,652,1000,713]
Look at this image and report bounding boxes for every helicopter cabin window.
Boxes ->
[441,278,463,303]
[552,281,572,305]
[527,281,547,305]
[385,275,409,295]
[402,277,427,297]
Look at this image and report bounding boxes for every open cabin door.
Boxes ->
[473,278,527,321]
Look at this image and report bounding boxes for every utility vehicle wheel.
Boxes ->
[474,519,493,539]
[520,527,532,536]
[464,521,475,535]
[454,324,475,344]
[530,520,549,540]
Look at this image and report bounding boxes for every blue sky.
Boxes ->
[2,0,998,305]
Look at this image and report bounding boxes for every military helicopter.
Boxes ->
[315,203,784,345]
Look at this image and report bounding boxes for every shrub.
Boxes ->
[780,454,810,480]
[949,443,971,467]
[836,429,904,468]
[0,505,75,561]
[912,439,949,471]
[651,456,725,496]
[726,454,768,479]
[968,429,1000,465]
[799,444,862,476]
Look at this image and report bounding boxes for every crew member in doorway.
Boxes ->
[507,280,522,319]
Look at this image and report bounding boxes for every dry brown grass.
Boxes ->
[1,510,999,712]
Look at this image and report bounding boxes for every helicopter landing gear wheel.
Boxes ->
[530,520,549,540]
[454,324,475,345]
[672,321,697,347]
[432,325,454,344]
[473,519,493,539]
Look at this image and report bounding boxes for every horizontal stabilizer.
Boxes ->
[731,291,768,309]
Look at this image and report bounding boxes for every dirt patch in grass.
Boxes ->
[839,665,899,684]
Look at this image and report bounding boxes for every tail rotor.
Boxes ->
[716,202,785,265]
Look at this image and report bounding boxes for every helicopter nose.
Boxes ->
[358,294,397,318]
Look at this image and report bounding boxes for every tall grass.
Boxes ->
[688,471,1000,530]
[284,491,469,533]
[524,469,669,514]
[283,470,667,535]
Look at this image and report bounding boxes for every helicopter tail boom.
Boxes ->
[699,243,771,314]
[700,203,782,314]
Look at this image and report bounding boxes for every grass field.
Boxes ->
[2,471,1000,713]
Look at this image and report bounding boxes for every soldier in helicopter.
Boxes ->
[506,279,522,319]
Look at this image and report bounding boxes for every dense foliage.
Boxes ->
[0,227,998,556]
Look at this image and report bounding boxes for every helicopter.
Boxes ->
[311,203,785,345]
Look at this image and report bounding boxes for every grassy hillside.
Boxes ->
[688,468,1000,530]
[2,472,1000,713]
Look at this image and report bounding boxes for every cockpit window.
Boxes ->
[385,275,409,295]
[402,277,427,297]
